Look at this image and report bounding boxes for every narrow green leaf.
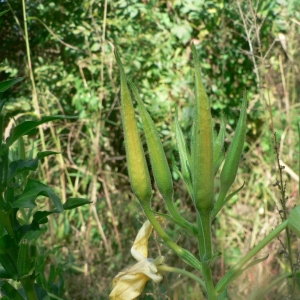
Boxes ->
[2,115,77,153]
[22,226,46,241]
[0,281,24,300]
[243,254,269,270]
[289,205,300,237]
[37,151,59,160]
[0,250,18,280]
[0,78,24,93]
[174,112,193,194]
[298,122,300,197]
[215,93,247,210]
[215,255,269,294]
[216,220,288,293]
[63,198,91,210]
[33,211,54,225]
[11,179,63,212]
[212,182,245,219]
[172,164,193,199]
[214,151,225,175]
[0,265,11,279]
[0,10,9,17]
[8,151,59,181]
[213,116,226,174]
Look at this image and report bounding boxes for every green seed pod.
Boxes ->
[191,44,214,213]
[115,50,152,202]
[218,93,247,205]
[130,82,198,236]
[129,81,173,201]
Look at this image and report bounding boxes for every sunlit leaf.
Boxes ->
[11,179,63,212]
[2,115,77,154]
[0,78,24,93]
[8,152,59,181]
[63,198,91,210]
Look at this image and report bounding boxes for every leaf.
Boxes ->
[91,43,101,51]
[8,151,59,181]
[22,225,47,241]
[0,10,9,17]
[172,164,193,199]
[174,112,193,194]
[63,198,91,210]
[33,211,54,224]
[0,281,24,300]
[243,254,269,270]
[213,116,226,174]
[2,115,77,153]
[11,179,63,212]
[18,284,50,300]
[0,78,24,93]
[0,266,11,279]
[153,210,198,236]
[212,182,245,218]
[289,205,300,237]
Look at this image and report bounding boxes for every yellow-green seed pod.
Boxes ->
[218,93,247,204]
[129,81,173,202]
[115,50,152,202]
[129,82,198,236]
[191,44,214,213]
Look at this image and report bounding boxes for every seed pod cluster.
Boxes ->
[129,81,173,202]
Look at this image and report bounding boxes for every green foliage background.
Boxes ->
[1,0,300,299]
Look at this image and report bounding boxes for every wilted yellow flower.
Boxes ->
[109,220,165,300]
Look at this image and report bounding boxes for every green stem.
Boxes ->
[298,122,300,197]
[197,212,217,300]
[0,114,3,151]
[262,273,292,295]
[21,277,38,300]
[216,220,288,293]
[213,188,227,218]
[141,202,202,272]
[197,215,205,261]
[21,0,40,117]
[157,265,206,291]
[165,195,198,236]
[202,262,217,300]
[198,212,213,261]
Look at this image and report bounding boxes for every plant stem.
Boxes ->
[197,212,216,300]
[141,202,202,272]
[274,133,296,297]
[216,220,289,293]
[21,0,39,117]
[21,277,38,300]
[157,265,206,291]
